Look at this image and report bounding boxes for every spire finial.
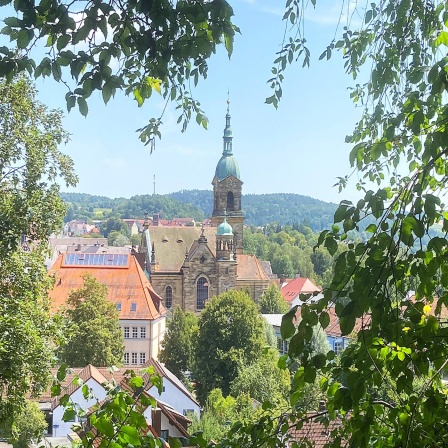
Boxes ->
[223,93,233,154]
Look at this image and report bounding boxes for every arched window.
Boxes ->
[227,191,234,211]
[165,286,172,309]
[197,277,209,310]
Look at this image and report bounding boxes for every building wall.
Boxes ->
[236,279,269,303]
[150,274,183,310]
[121,317,165,363]
[148,379,200,417]
[52,379,107,437]
[182,245,219,313]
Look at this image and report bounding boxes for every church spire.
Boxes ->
[223,95,233,155]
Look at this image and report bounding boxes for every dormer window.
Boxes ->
[130,302,137,312]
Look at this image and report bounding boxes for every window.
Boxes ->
[124,327,129,338]
[183,409,195,416]
[124,352,129,365]
[140,352,146,364]
[130,302,137,312]
[132,327,138,338]
[165,286,172,309]
[116,302,122,311]
[131,352,138,365]
[227,191,234,211]
[197,277,208,310]
[160,430,169,441]
[277,338,288,355]
[334,340,344,355]
[140,327,146,339]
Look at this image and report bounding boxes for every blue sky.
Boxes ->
[2,0,366,204]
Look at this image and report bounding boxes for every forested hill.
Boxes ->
[169,190,337,230]
[61,190,337,230]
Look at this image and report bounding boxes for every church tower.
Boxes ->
[211,101,244,254]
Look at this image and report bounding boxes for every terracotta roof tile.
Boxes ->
[237,254,270,281]
[48,253,166,321]
[280,277,321,302]
[289,413,345,447]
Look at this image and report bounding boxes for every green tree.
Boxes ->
[112,233,131,247]
[259,284,289,314]
[0,77,76,421]
[188,389,253,443]
[0,0,237,144]
[101,217,129,238]
[6,400,48,448]
[223,1,448,447]
[230,349,290,406]
[270,251,294,278]
[160,307,198,380]
[194,290,265,404]
[58,274,124,367]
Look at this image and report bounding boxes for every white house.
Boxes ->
[39,362,198,438]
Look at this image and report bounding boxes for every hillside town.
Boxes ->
[2,1,448,447]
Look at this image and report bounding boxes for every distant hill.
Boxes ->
[169,190,337,231]
[62,190,337,231]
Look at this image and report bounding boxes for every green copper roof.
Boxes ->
[215,154,240,180]
[217,216,233,236]
[215,102,241,180]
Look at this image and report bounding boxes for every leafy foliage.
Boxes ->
[194,290,266,404]
[259,284,289,314]
[6,400,48,448]
[160,307,198,381]
[53,366,165,447]
[230,349,290,406]
[188,389,254,443]
[0,77,76,258]
[0,77,75,421]
[57,274,124,367]
[238,0,448,446]
[0,0,238,145]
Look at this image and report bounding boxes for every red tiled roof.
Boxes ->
[48,253,166,320]
[295,306,367,337]
[237,254,270,281]
[280,277,321,302]
[288,413,345,447]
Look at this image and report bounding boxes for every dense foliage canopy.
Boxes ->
[57,274,124,367]
[0,0,238,146]
[60,190,338,230]
[194,290,266,404]
[159,307,198,380]
[0,78,75,421]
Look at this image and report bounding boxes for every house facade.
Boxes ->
[40,363,194,438]
[48,247,167,362]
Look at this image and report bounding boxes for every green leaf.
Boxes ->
[133,88,143,107]
[57,34,70,51]
[77,97,88,117]
[17,29,31,49]
[95,417,115,437]
[281,306,298,339]
[119,425,140,445]
[319,311,330,329]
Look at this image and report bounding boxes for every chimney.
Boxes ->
[153,213,159,226]
[151,409,162,436]
[319,400,326,412]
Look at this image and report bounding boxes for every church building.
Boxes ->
[139,104,271,313]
